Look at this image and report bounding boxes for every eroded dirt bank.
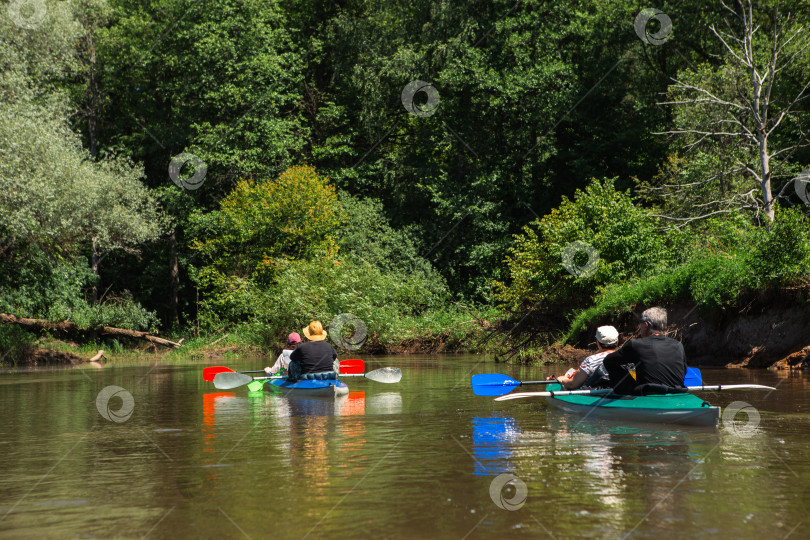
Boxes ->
[541,294,810,370]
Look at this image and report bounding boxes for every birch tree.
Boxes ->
[654,0,810,222]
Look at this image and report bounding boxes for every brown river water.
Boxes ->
[1,355,810,539]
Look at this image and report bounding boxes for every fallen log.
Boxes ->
[0,313,182,348]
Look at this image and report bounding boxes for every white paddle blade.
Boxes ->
[686,384,776,391]
[495,389,611,401]
[494,384,778,401]
[213,372,254,389]
[365,367,402,384]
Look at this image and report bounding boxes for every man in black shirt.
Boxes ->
[288,321,338,380]
[602,307,686,395]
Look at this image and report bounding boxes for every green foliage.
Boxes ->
[187,167,464,349]
[337,193,442,281]
[194,255,456,348]
[0,0,162,333]
[1,1,162,256]
[0,252,159,331]
[748,207,810,282]
[565,207,810,342]
[496,178,664,310]
[99,0,305,184]
[4,0,810,354]
[0,325,37,365]
[190,165,344,284]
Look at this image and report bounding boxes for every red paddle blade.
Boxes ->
[339,359,365,374]
[202,366,235,382]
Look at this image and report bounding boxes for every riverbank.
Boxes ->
[5,293,810,370]
[532,293,810,370]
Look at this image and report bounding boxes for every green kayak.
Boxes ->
[543,383,720,427]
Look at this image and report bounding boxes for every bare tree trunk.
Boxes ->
[759,131,774,221]
[87,31,98,159]
[653,0,809,223]
[169,228,179,326]
[91,237,100,304]
[0,313,184,348]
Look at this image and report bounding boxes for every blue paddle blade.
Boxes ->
[471,374,521,396]
[684,367,702,386]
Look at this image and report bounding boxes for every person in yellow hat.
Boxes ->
[286,321,339,381]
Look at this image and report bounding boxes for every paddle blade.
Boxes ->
[213,372,254,389]
[687,384,776,391]
[495,388,613,401]
[364,367,402,384]
[340,359,365,374]
[471,374,521,396]
[247,379,265,392]
[203,366,234,382]
[684,367,702,386]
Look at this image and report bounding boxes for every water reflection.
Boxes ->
[471,415,521,476]
[366,392,402,415]
[3,358,809,539]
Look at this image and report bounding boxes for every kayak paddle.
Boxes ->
[203,359,366,381]
[471,374,558,396]
[338,359,365,374]
[213,367,402,390]
[494,384,777,401]
[473,367,706,397]
[202,366,265,381]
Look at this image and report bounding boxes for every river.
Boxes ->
[1,355,809,539]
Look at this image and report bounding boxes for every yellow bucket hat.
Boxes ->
[302,321,328,341]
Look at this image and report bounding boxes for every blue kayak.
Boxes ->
[264,378,349,397]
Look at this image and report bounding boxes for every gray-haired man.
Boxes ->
[602,307,687,395]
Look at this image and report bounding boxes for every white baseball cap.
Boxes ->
[595,325,619,346]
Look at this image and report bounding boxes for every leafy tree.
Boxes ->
[189,165,344,288]
[0,0,161,323]
[495,178,664,311]
[653,0,810,222]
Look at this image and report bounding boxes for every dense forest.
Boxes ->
[2,0,810,361]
